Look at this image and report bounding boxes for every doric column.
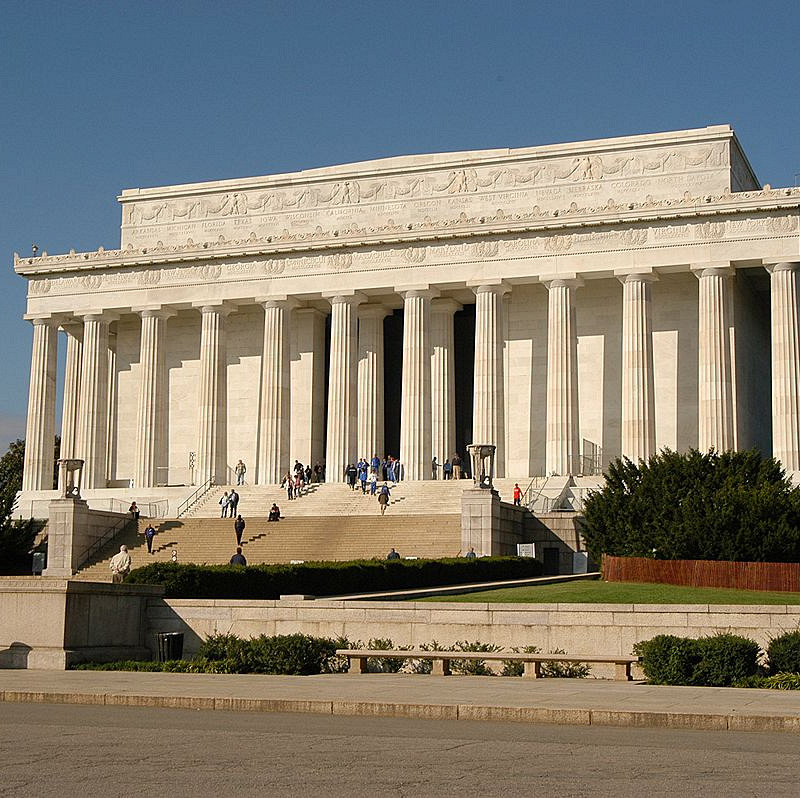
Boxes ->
[325,294,364,482]
[291,308,326,468]
[619,272,657,462]
[768,262,800,470]
[544,279,580,475]
[76,314,111,488]
[400,289,436,480]
[257,299,293,484]
[358,304,389,462]
[134,309,173,488]
[58,322,83,489]
[196,305,232,486]
[473,283,508,477]
[696,266,734,452]
[431,298,460,466]
[106,329,118,483]
[21,317,58,491]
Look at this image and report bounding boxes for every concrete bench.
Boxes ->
[336,649,641,681]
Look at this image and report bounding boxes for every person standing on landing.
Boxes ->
[513,483,522,506]
[234,460,246,485]
[219,491,230,517]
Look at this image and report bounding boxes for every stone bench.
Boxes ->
[336,649,641,681]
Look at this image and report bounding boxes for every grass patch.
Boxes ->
[418,579,800,605]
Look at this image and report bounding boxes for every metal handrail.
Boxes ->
[79,514,134,569]
[525,475,551,512]
[177,477,214,518]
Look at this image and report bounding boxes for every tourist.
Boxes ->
[368,468,377,495]
[234,459,246,485]
[378,483,391,516]
[171,549,178,563]
[431,456,439,479]
[143,522,157,554]
[386,547,400,560]
[443,459,452,480]
[346,463,357,490]
[464,546,477,560]
[230,489,240,515]
[305,464,312,484]
[109,545,132,583]
[268,503,281,522]
[312,462,321,483]
[386,457,395,483]
[371,454,381,474]
[234,514,245,545]
[358,459,368,494]
[395,458,403,482]
[452,453,462,480]
[513,483,522,506]
[128,501,140,520]
[219,491,230,517]
[229,546,247,566]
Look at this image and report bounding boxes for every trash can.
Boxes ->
[156,632,184,662]
[31,551,46,575]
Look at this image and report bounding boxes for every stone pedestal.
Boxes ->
[43,497,91,577]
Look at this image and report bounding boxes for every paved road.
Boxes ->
[1,703,798,797]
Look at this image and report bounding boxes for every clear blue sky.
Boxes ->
[2,0,799,448]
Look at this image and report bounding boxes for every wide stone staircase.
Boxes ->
[74,477,586,581]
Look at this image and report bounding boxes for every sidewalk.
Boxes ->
[2,669,800,734]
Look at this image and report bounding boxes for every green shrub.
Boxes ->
[635,633,759,686]
[540,648,591,679]
[406,640,445,674]
[693,634,760,687]
[581,449,800,563]
[501,646,541,677]
[767,630,800,674]
[124,556,542,599]
[449,641,503,675]
[362,638,410,673]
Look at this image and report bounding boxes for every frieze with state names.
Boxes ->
[22,210,799,300]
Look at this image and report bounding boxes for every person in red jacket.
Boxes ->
[513,483,522,506]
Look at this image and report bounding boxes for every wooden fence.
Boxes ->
[602,555,800,593]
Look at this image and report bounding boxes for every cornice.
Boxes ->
[15,187,800,278]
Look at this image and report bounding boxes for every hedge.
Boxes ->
[767,630,800,674]
[634,633,760,686]
[124,556,542,599]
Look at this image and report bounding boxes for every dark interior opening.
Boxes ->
[383,309,404,457]
[453,303,475,459]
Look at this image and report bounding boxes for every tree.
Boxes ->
[0,438,57,573]
[580,449,800,564]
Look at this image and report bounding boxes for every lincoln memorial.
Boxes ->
[15,125,800,510]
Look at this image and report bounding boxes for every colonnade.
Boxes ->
[20,262,800,492]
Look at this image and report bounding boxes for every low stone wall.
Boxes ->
[0,578,163,668]
[146,597,800,677]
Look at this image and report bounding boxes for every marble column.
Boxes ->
[431,298,460,466]
[473,284,508,478]
[326,294,363,482]
[21,317,58,491]
[196,305,231,486]
[106,329,118,483]
[769,262,800,471]
[77,314,110,489]
[544,279,580,475]
[257,299,292,485]
[620,273,656,462]
[58,322,83,490]
[400,289,435,480]
[134,309,171,488]
[358,304,389,462]
[291,308,326,469]
[696,266,734,452]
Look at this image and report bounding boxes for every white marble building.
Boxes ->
[15,125,800,505]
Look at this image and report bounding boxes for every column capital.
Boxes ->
[431,297,463,314]
[691,263,734,280]
[24,315,58,327]
[135,306,178,320]
[195,302,235,316]
[540,274,584,290]
[74,311,119,323]
[615,269,658,285]
[396,286,440,300]
[765,261,800,274]
[359,303,391,320]
[258,296,300,311]
[468,281,509,297]
[324,291,367,307]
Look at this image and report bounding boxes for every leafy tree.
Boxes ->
[0,437,56,573]
[580,449,800,563]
